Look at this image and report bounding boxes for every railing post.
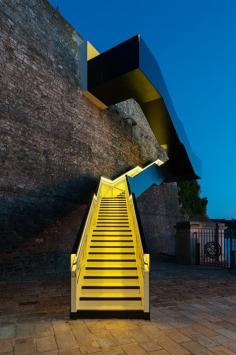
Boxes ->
[144,254,150,314]
[71,254,77,313]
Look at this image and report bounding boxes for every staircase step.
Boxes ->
[80,296,141,300]
[84,276,138,279]
[97,218,129,220]
[92,234,132,237]
[91,238,133,241]
[101,198,125,200]
[91,235,133,238]
[98,214,128,216]
[100,203,127,205]
[86,261,136,268]
[99,206,127,208]
[96,222,129,223]
[87,259,136,262]
[80,289,140,297]
[87,254,135,258]
[98,215,128,217]
[88,252,135,255]
[82,278,139,286]
[82,286,140,289]
[100,205,127,207]
[86,268,137,271]
[89,248,134,251]
[93,231,132,235]
[98,213,128,215]
[78,300,142,310]
[84,269,138,276]
[96,227,129,230]
[91,241,133,244]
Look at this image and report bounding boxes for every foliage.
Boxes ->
[178,180,208,219]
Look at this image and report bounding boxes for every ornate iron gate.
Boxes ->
[192,226,236,269]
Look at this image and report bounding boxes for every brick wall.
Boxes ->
[0,0,184,280]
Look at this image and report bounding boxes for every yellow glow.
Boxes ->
[84,91,107,110]
[155,159,164,166]
[87,41,100,60]
[161,144,168,151]
[71,162,153,314]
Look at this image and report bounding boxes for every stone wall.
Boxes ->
[0,0,184,280]
[138,184,185,257]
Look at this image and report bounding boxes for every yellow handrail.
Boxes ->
[71,172,150,314]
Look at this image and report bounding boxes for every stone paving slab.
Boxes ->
[0,261,235,354]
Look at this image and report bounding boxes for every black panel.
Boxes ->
[70,310,150,320]
[88,35,139,89]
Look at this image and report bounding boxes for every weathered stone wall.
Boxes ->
[137,184,185,257]
[0,0,184,280]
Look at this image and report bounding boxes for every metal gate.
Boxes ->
[192,226,236,269]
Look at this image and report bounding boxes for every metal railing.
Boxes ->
[129,194,150,312]
[71,195,98,312]
[191,227,236,269]
[70,175,150,313]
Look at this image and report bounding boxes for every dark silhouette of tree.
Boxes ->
[178,180,208,219]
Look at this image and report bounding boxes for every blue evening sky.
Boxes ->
[49,0,236,219]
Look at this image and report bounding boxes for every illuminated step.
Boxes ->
[98,210,127,211]
[98,217,129,219]
[96,222,129,224]
[94,230,131,233]
[98,213,128,216]
[93,231,131,233]
[84,269,138,276]
[99,205,127,211]
[99,207,127,208]
[79,289,140,297]
[84,276,138,279]
[88,251,135,256]
[90,241,133,245]
[92,233,133,236]
[96,227,129,230]
[87,258,136,261]
[89,248,135,253]
[94,228,131,230]
[96,219,129,222]
[82,279,139,286]
[82,286,140,290]
[77,300,142,310]
[86,266,137,270]
[90,245,134,250]
[100,204,127,207]
[101,200,126,202]
[99,209,127,211]
[91,236,133,239]
[98,211,127,213]
[98,211,128,213]
[88,253,135,258]
[97,218,129,220]
[101,197,126,199]
[100,204,127,206]
[91,235,133,238]
[89,248,134,251]
[88,254,135,256]
[86,262,136,268]
[80,296,141,300]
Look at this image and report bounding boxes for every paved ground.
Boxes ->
[0,261,236,355]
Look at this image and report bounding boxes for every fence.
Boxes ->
[191,227,236,269]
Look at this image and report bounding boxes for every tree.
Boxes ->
[178,180,208,219]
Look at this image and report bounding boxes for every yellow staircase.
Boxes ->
[71,167,150,319]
